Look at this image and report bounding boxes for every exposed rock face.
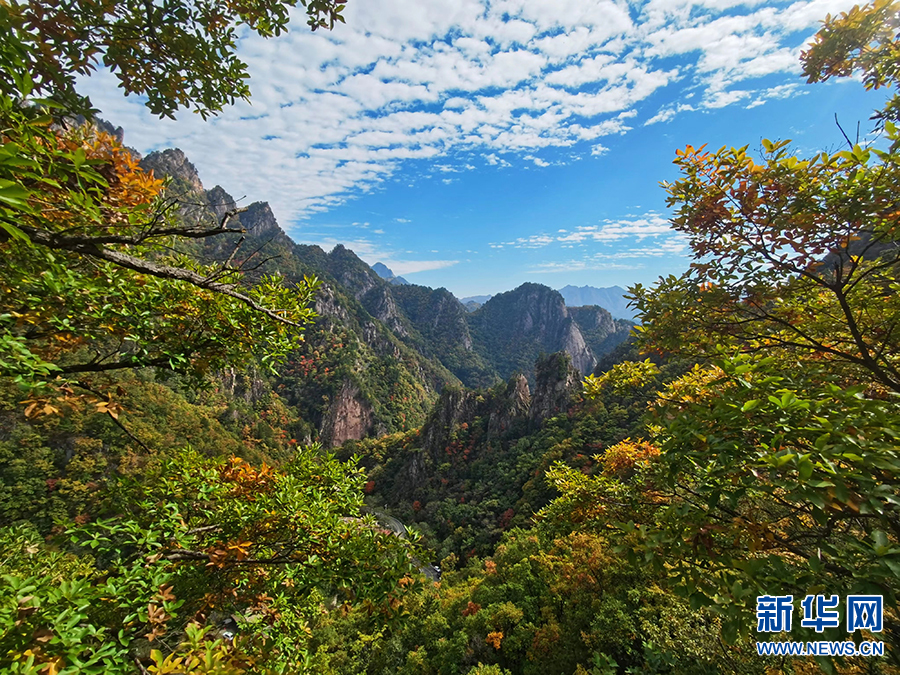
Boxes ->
[568,306,633,362]
[530,352,582,425]
[487,374,531,438]
[420,386,480,462]
[469,283,597,378]
[216,367,271,425]
[313,283,350,322]
[205,185,237,224]
[560,319,595,375]
[140,149,204,192]
[219,367,269,404]
[324,246,411,339]
[321,381,374,447]
[237,201,285,239]
[568,305,616,332]
[363,286,409,339]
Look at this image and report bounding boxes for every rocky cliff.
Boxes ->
[368,351,582,501]
[467,283,600,380]
[530,352,582,425]
[320,382,374,447]
[567,306,634,360]
[141,148,204,193]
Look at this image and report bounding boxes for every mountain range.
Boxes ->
[461,287,635,321]
[557,285,636,320]
[139,148,635,447]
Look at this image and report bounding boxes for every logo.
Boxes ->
[757,595,794,633]
[847,596,883,633]
[755,593,885,658]
[801,595,840,632]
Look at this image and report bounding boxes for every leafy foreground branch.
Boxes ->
[0,448,425,674]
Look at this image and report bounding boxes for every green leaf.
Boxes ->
[0,181,33,208]
[798,459,814,481]
[0,221,29,242]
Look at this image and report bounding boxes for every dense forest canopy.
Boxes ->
[1,0,899,674]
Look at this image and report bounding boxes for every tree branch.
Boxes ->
[20,226,306,329]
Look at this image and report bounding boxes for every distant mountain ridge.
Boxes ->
[459,295,492,313]
[558,284,636,320]
[372,262,410,286]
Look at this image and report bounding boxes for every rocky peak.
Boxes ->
[502,283,569,335]
[205,185,237,224]
[372,262,410,286]
[529,352,582,425]
[327,245,379,297]
[469,283,598,379]
[237,201,285,239]
[325,246,411,338]
[140,148,204,192]
[568,305,615,332]
[92,117,126,145]
[568,306,634,364]
[487,374,531,437]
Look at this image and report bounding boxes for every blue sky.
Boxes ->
[80,0,886,298]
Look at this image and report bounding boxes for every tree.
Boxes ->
[0,448,423,674]
[0,0,349,394]
[630,134,900,393]
[567,0,900,659]
[560,356,900,651]
[2,0,347,119]
[629,3,900,395]
[802,0,900,127]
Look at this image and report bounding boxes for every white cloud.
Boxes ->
[530,260,643,272]
[525,155,551,167]
[558,215,675,242]
[489,212,681,251]
[383,259,460,274]
[644,102,695,125]
[77,0,864,225]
